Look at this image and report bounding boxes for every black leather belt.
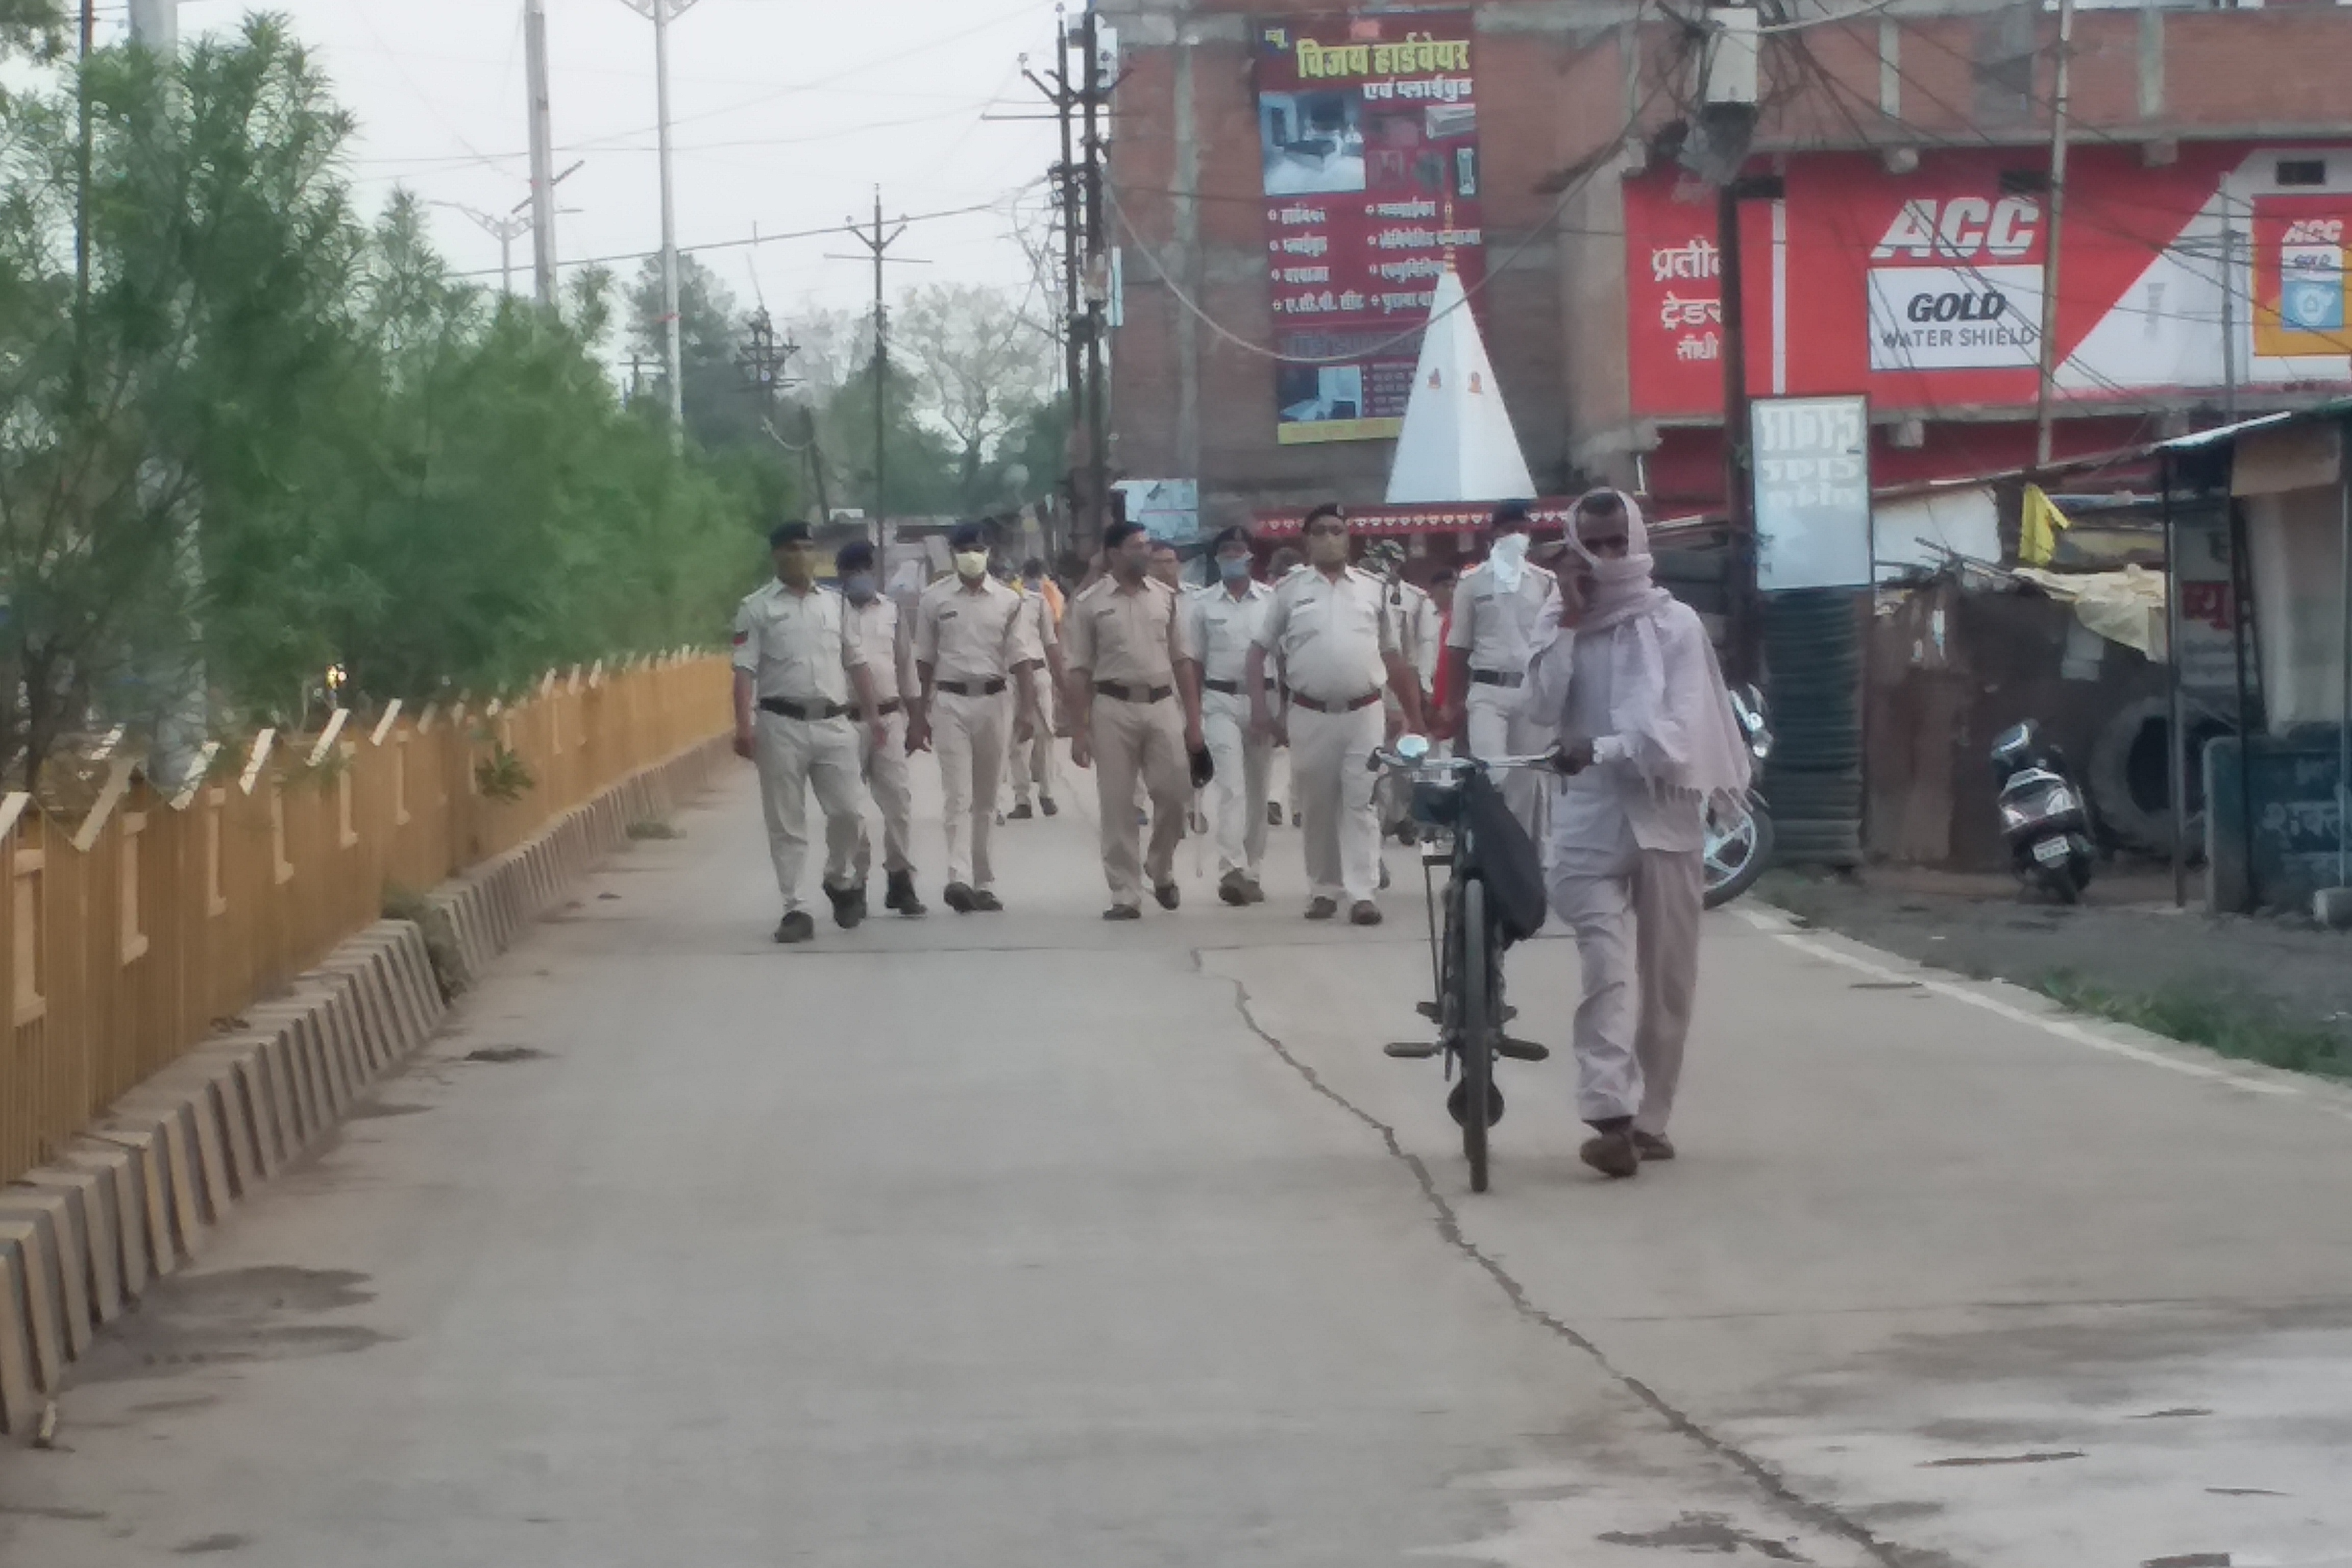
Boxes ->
[1203,678,1243,696]
[1290,690,1383,714]
[1471,669,1525,689]
[874,698,902,717]
[759,697,852,721]
[1094,680,1172,704]
[937,678,1007,697]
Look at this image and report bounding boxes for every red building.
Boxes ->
[1102,0,2352,527]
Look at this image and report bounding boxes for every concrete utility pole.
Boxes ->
[2033,0,2077,469]
[1079,8,1112,543]
[525,0,560,307]
[1022,19,1088,558]
[126,0,176,49]
[619,0,701,449]
[831,190,930,552]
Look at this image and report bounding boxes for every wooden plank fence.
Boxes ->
[0,654,730,1185]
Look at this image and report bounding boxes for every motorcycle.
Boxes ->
[1703,684,1776,909]
[1990,720,2095,903]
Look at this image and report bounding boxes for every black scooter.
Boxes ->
[1990,721,2094,902]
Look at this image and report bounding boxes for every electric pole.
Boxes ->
[738,310,832,527]
[831,189,929,552]
[619,0,701,449]
[436,204,534,297]
[126,0,175,49]
[525,0,559,306]
[2033,0,2077,468]
[1023,19,1088,558]
[1079,8,1112,544]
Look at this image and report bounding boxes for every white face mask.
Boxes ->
[953,550,990,581]
[1488,531,1530,587]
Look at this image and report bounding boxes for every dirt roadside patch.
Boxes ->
[1756,867,2352,1080]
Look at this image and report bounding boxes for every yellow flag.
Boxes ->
[2020,483,2072,567]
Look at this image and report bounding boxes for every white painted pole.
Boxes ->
[525,0,560,307]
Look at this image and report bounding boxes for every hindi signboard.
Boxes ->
[1252,11,1487,446]
[1751,395,1872,592]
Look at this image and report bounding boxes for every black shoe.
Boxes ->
[1009,802,1035,821]
[1103,904,1142,922]
[1267,802,1285,827]
[943,882,976,915]
[970,890,1004,913]
[773,911,816,945]
[885,870,927,918]
[1040,795,1059,817]
[1581,1126,1640,1180]
[1290,808,1303,827]
[1244,878,1266,905]
[825,883,866,930]
[1350,901,1384,926]
[1218,872,1250,908]
[1155,883,1181,912]
[1632,1131,1677,1162]
[1306,897,1339,921]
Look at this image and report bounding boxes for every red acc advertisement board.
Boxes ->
[1625,145,2352,420]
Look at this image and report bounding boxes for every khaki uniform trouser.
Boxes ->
[1463,681,1551,848]
[1089,693,1190,905]
[1548,840,1705,1135]
[934,688,1009,891]
[854,708,915,881]
[1201,690,1272,880]
[1007,668,1057,805]
[1290,701,1386,905]
[754,711,865,914]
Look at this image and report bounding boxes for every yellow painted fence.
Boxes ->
[0,655,732,1186]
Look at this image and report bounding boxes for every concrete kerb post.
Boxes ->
[59,1143,144,1301]
[14,1165,120,1326]
[0,1215,66,1394]
[0,1191,87,1363]
[90,1116,184,1277]
[0,1239,36,1435]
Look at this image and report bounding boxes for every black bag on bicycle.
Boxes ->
[1456,771,1547,947]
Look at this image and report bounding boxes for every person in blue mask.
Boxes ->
[1185,526,1275,904]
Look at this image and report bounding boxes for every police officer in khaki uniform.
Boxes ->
[1247,504,1425,925]
[1065,520,1206,920]
[1188,526,1274,905]
[836,540,925,919]
[732,523,888,944]
[1006,564,1066,820]
[909,521,1045,913]
[1445,500,1561,844]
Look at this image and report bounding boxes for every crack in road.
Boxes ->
[1205,958,1925,1568]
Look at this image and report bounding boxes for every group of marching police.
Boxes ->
[732,494,1749,1179]
[730,507,1548,937]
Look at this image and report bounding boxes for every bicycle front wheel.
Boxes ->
[1456,877,1493,1193]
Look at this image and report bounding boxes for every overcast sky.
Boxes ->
[148,0,1067,322]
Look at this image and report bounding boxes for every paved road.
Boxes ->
[7,754,2352,1567]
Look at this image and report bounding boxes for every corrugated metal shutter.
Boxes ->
[1762,590,1864,865]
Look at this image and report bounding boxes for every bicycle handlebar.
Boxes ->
[1368,745,1566,776]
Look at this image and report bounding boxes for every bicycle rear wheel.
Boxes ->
[1456,878,1493,1192]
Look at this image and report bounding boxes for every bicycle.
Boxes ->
[1370,735,1561,1193]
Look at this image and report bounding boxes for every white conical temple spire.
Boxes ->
[1384,265,1536,505]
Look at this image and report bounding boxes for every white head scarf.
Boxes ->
[1567,489,1753,812]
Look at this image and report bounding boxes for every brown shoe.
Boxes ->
[1305,897,1340,921]
[1218,872,1251,908]
[1350,901,1383,926]
[1580,1128,1640,1180]
[1632,1131,1676,1162]
[1155,883,1181,912]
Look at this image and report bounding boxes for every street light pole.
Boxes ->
[619,0,701,450]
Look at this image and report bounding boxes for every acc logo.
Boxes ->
[1871,197,2040,262]
[1904,289,2011,324]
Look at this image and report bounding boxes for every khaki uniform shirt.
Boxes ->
[846,596,910,705]
[1065,577,1193,687]
[1017,586,1061,659]
[732,580,864,705]
[1447,561,1559,678]
[1254,565,1399,703]
[1387,578,1441,689]
[1186,580,1271,687]
[915,576,1043,685]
